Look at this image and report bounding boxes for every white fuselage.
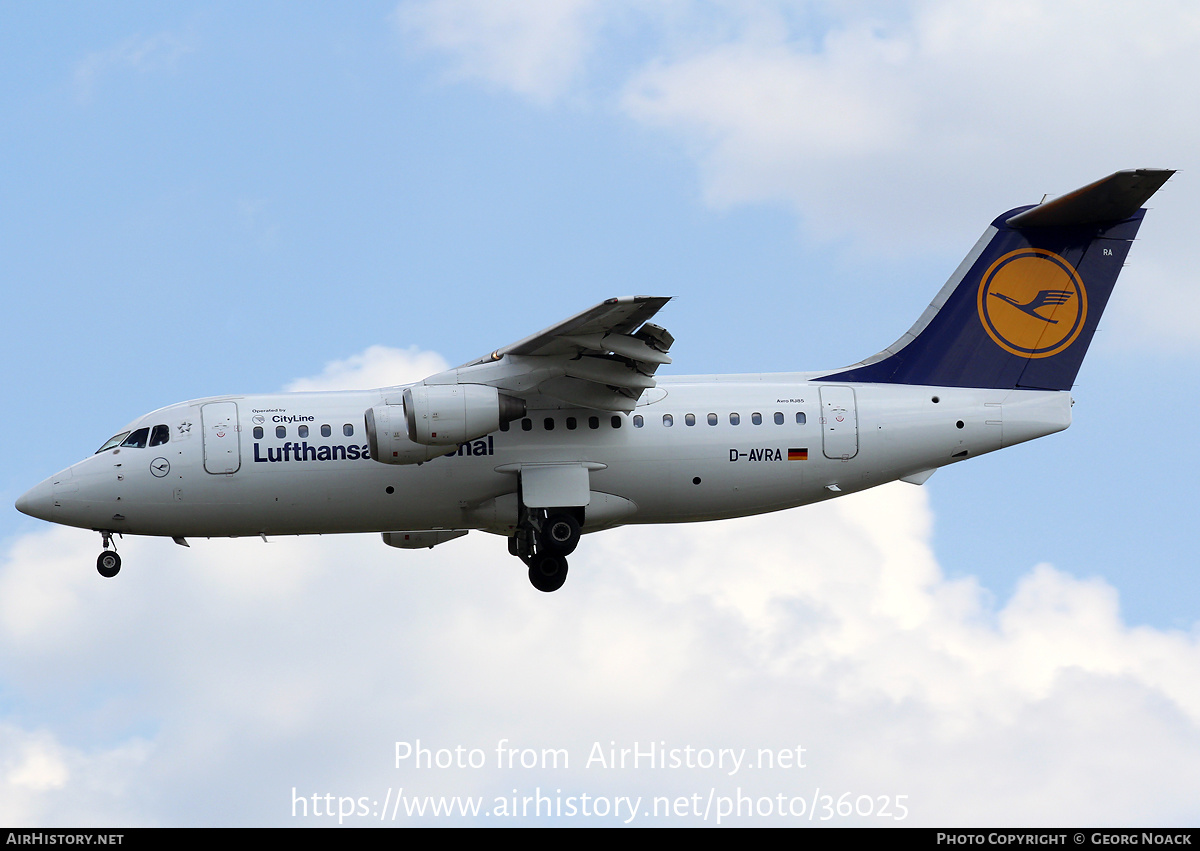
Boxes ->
[19,375,1071,542]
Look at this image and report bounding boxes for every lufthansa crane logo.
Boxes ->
[977,248,1087,358]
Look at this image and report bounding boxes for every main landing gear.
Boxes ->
[96,531,121,578]
[510,509,582,593]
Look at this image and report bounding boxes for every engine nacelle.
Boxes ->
[364,405,448,465]
[403,384,525,446]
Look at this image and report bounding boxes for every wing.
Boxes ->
[418,296,674,412]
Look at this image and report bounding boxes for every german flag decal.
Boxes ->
[788,448,808,461]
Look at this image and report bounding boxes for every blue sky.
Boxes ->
[4,0,1200,826]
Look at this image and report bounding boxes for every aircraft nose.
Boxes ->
[15,475,62,522]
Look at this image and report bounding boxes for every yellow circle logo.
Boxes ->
[977,249,1087,358]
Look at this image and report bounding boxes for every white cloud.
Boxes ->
[4,479,1200,824]
[74,31,195,101]
[396,0,602,103]
[0,718,150,827]
[284,345,449,392]
[4,325,1198,824]
[618,1,1200,246]
[5,732,69,793]
[396,0,1200,348]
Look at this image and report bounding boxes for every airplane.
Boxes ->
[15,169,1173,592]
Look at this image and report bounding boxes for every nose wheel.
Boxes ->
[96,550,122,578]
[96,531,121,578]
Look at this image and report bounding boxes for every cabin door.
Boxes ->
[202,401,242,474]
[820,386,859,460]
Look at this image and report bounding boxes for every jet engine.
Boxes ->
[364,384,525,465]
[363,405,446,465]
[403,384,525,445]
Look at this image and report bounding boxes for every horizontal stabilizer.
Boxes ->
[1007,168,1174,228]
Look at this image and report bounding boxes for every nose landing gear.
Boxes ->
[96,531,121,578]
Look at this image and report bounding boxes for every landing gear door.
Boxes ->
[820,385,859,460]
[520,464,591,508]
[202,401,241,474]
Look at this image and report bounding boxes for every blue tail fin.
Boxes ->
[821,169,1173,391]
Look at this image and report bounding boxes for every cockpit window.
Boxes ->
[96,431,131,453]
[120,427,150,449]
[149,424,170,447]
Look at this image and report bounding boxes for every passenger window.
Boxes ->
[796,412,806,425]
[500,420,510,432]
[521,418,533,431]
[685,413,696,426]
[277,426,286,438]
[566,417,577,430]
[588,416,599,429]
[633,415,644,428]
[774,412,784,425]
[730,413,740,425]
[149,424,170,447]
[121,428,150,449]
[707,413,717,426]
[253,426,264,439]
[343,424,354,437]
[611,416,622,429]
[544,417,555,431]
[752,413,762,425]
[321,425,332,437]
[299,425,309,438]
[663,414,673,427]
